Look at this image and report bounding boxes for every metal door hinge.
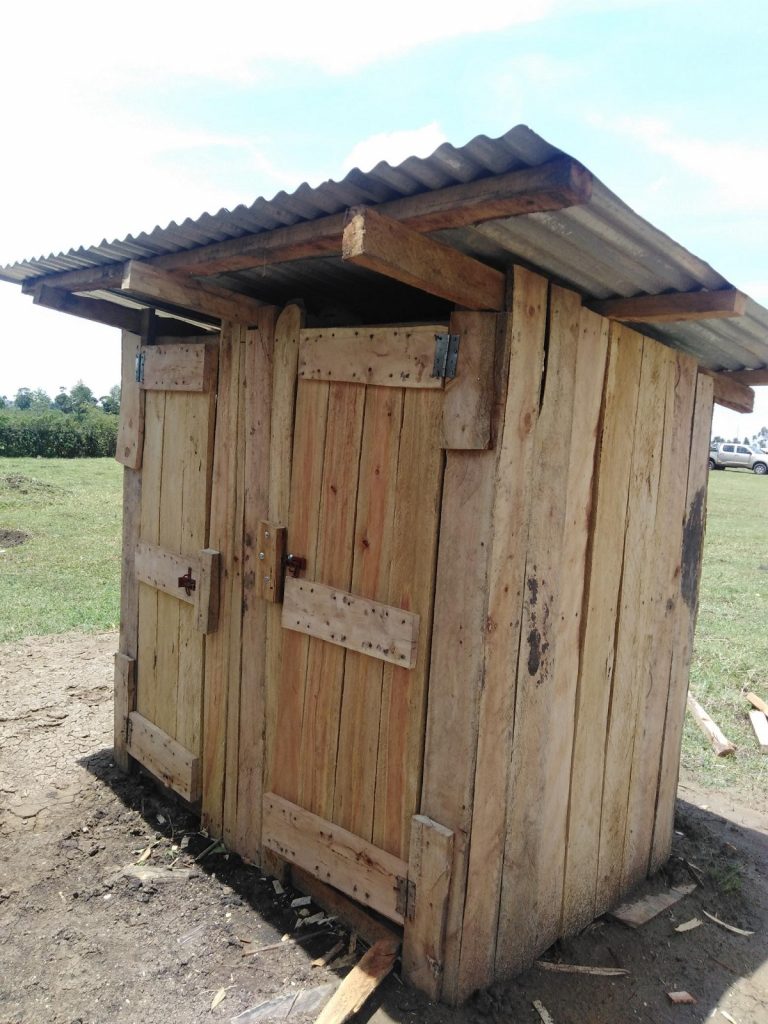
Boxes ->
[431,333,460,381]
[395,876,416,921]
[135,350,145,384]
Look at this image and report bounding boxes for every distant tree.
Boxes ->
[0,395,7,409]
[712,435,724,444]
[54,388,73,413]
[29,388,52,411]
[70,379,97,411]
[99,384,121,415]
[744,436,750,445]
[14,387,32,410]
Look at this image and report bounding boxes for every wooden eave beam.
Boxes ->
[32,284,213,337]
[342,206,505,310]
[590,288,746,323]
[699,368,755,413]
[723,367,768,386]
[23,156,592,294]
[121,261,273,324]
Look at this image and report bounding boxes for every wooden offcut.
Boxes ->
[122,260,268,324]
[262,793,408,923]
[298,325,445,389]
[282,578,419,668]
[748,709,768,753]
[342,206,505,310]
[699,368,755,413]
[127,711,201,802]
[314,938,400,1024]
[687,693,736,756]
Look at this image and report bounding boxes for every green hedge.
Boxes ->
[0,409,119,458]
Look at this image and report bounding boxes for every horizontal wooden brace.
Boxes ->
[699,368,754,413]
[135,542,220,632]
[590,288,746,323]
[299,325,446,389]
[262,792,408,923]
[127,711,201,802]
[723,367,768,386]
[122,261,271,324]
[282,577,419,667]
[25,156,593,292]
[342,206,505,310]
[138,342,218,392]
[32,284,210,336]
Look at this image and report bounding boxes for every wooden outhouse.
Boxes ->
[3,126,767,1003]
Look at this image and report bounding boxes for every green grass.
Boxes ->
[0,458,122,643]
[683,468,768,800]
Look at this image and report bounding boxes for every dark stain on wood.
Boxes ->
[681,485,706,610]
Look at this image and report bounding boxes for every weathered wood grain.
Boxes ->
[127,711,200,802]
[299,325,446,389]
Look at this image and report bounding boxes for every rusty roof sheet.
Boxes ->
[2,125,767,372]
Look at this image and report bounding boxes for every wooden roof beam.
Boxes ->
[699,368,755,413]
[23,156,592,294]
[722,368,768,386]
[342,206,505,310]
[32,284,212,337]
[121,261,274,324]
[590,288,746,323]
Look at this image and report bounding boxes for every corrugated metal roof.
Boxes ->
[2,125,767,372]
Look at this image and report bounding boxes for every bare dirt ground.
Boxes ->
[1,632,766,1024]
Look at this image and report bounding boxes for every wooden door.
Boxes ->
[263,324,451,924]
[128,341,219,802]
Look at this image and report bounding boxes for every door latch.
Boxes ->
[178,568,197,596]
[284,554,306,579]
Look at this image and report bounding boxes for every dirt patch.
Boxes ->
[1,474,63,495]
[1,632,766,1024]
[0,529,28,548]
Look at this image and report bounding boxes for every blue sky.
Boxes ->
[1,0,766,436]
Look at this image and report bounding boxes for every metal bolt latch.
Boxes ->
[178,569,197,596]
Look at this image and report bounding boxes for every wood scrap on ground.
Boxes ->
[745,691,768,715]
[534,961,628,977]
[241,928,333,956]
[748,709,768,753]
[674,918,703,933]
[609,883,696,928]
[667,991,697,1005]
[312,940,345,968]
[532,999,555,1023]
[687,693,736,756]
[702,910,755,936]
[314,938,400,1024]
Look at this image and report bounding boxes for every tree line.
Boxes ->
[1,380,120,415]
[0,381,121,458]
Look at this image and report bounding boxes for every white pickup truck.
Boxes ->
[709,442,768,475]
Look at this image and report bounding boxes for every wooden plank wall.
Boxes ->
[420,272,707,1002]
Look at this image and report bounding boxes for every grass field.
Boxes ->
[1,455,766,801]
[684,468,768,801]
[0,458,122,643]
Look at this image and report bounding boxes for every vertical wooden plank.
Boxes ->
[153,390,186,738]
[298,382,366,819]
[402,815,455,999]
[442,313,496,450]
[419,312,502,1004]
[621,349,697,888]
[176,347,218,753]
[234,308,276,861]
[333,385,403,839]
[560,323,643,935]
[494,285,582,977]
[114,653,137,771]
[595,334,667,915]
[269,379,330,805]
[116,331,144,469]
[202,322,242,835]
[650,373,714,871]
[373,387,444,860]
[264,306,303,806]
[136,388,165,727]
[223,324,248,847]
[456,268,547,997]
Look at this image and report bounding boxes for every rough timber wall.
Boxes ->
[420,267,713,1002]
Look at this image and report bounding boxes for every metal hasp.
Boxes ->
[431,333,460,381]
[177,568,196,596]
[135,350,146,384]
[395,875,417,921]
[285,553,307,579]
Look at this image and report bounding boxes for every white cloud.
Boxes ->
[341,123,448,173]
